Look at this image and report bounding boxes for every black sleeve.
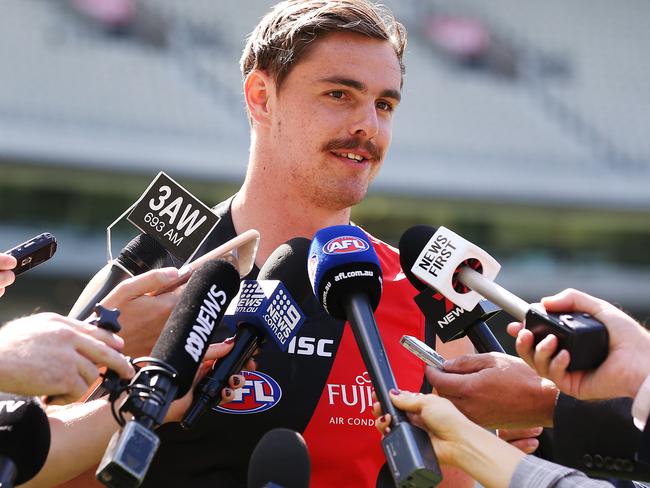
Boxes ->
[553,393,650,481]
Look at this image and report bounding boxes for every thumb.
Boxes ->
[443,353,493,374]
[541,288,608,316]
[105,267,180,302]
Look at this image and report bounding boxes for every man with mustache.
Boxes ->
[67,1,475,487]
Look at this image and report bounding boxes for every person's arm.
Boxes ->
[375,391,614,488]
[374,391,524,488]
[20,341,248,488]
[0,252,17,298]
[510,455,614,488]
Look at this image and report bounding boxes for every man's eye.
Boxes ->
[376,100,393,112]
[328,91,345,99]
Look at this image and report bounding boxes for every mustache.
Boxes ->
[322,137,382,161]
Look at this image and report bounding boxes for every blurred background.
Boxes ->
[1,0,649,348]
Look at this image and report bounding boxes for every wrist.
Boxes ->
[453,425,524,487]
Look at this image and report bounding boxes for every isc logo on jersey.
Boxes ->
[213,371,282,415]
[323,236,370,255]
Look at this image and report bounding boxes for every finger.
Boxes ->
[371,401,383,419]
[547,349,571,383]
[105,267,180,302]
[515,329,536,367]
[68,319,126,351]
[0,270,15,288]
[245,356,257,371]
[541,288,608,315]
[221,387,235,404]
[375,413,392,435]
[389,390,427,414]
[229,374,245,390]
[204,340,236,361]
[507,437,539,454]
[76,355,101,391]
[74,334,135,379]
[497,427,543,441]
[506,322,524,338]
[532,334,559,377]
[442,353,493,374]
[0,253,17,270]
[424,365,465,397]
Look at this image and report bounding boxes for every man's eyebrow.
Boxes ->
[318,77,401,103]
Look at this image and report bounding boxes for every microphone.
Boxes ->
[247,428,311,488]
[308,225,442,488]
[399,226,505,353]
[96,259,241,488]
[403,225,608,371]
[181,237,312,429]
[69,233,169,320]
[0,393,51,487]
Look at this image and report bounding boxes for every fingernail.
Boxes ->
[390,388,400,395]
[232,376,241,386]
[224,336,236,344]
[533,427,543,435]
[224,388,233,397]
[379,415,386,423]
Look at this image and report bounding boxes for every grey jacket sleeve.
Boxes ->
[510,455,614,488]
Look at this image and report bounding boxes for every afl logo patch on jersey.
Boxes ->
[323,236,370,255]
[213,370,282,415]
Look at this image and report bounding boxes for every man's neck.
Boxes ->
[231,175,351,267]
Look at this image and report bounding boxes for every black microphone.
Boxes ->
[96,259,240,488]
[70,233,169,321]
[399,225,505,353]
[248,428,311,488]
[181,237,312,429]
[0,394,51,487]
[309,225,442,488]
[402,225,608,371]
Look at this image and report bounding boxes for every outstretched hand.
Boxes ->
[507,288,650,400]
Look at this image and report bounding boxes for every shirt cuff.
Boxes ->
[632,373,650,431]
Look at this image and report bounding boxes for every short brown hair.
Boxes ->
[240,0,407,88]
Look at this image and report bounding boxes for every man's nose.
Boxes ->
[349,103,379,139]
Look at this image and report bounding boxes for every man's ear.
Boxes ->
[244,70,273,127]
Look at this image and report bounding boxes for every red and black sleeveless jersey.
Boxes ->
[144,199,430,488]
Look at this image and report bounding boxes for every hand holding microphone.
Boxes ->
[402,225,608,371]
[0,313,134,404]
[508,288,650,401]
[96,259,241,487]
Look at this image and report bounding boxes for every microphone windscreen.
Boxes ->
[0,394,51,484]
[150,259,241,397]
[258,237,312,304]
[248,428,310,488]
[398,225,438,291]
[308,225,382,319]
[117,233,169,275]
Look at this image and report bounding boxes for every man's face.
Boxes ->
[267,32,402,211]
